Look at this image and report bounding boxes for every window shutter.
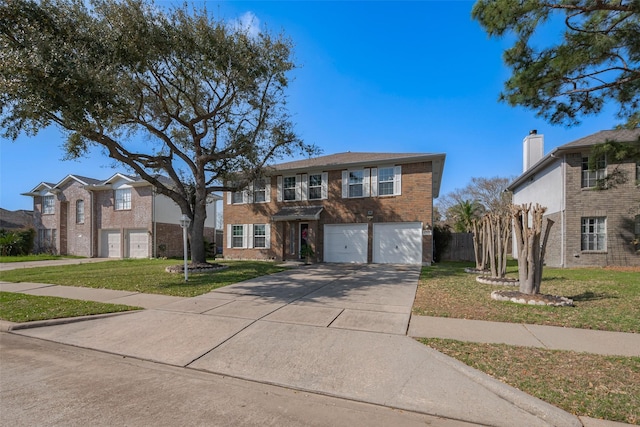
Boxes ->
[363,168,370,197]
[226,192,232,205]
[265,223,271,249]
[265,177,271,202]
[371,168,378,197]
[246,183,254,204]
[247,224,254,249]
[226,224,232,248]
[295,174,302,201]
[342,171,348,198]
[394,166,402,195]
[242,224,248,249]
[321,172,328,199]
[301,174,308,201]
[277,176,283,202]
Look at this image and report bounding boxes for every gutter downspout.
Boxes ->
[561,153,567,267]
[152,187,157,258]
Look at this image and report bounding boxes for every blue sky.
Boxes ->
[0,0,621,211]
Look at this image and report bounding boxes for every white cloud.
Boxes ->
[232,11,261,38]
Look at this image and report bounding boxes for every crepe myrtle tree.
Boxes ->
[0,0,317,263]
[512,204,554,295]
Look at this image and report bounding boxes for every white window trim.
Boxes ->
[76,199,85,224]
[303,172,328,201]
[280,175,301,202]
[371,165,402,197]
[581,155,607,189]
[342,169,370,198]
[43,194,55,215]
[115,187,132,210]
[581,217,607,252]
[227,223,270,249]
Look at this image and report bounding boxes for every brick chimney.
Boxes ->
[523,130,544,172]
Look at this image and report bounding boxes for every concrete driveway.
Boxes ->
[14,264,581,427]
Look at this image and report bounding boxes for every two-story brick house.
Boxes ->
[223,152,446,265]
[508,129,640,268]
[22,173,220,258]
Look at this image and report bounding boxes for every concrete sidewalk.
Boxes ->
[1,263,636,426]
[0,257,112,271]
[408,315,640,357]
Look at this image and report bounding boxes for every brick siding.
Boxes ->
[564,153,639,267]
[223,161,435,263]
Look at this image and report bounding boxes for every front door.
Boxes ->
[299,223,309,258]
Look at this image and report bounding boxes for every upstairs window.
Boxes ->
[115,188,131,210]
[377,167,395,196]
[581,156,606,188]
[308,174,323,200]
[231,190,244,204]
[76,200,85,224]
[253,179,267,203]
[581,217,606,251]
[341,169,371,198]
[348,170,364,198]
[283,176,297,201]
[43,195,55,214]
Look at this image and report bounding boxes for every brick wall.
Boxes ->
[223,161,435,263]
[155,223,217,259]
[564,153,639,267]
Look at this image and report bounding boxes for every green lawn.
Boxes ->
[416,261,640,425]
[422,338,640,425]
[0,259,288,297]
[413,261,640,333]
[0,292,140,322]
[0,254,84,263]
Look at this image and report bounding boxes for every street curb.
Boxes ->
[419,344,583,427]
[0,310,140,332]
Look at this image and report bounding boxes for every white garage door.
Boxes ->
[127,229,149,259]
[324,224,368,263]
[373,222,422,264]
[100,230,121,258]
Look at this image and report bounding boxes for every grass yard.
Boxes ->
[413,261,640,333]
[416,261,640,424]
[0,254,84,263]
[421,338,640,425]
[0,259,288,297]
[0,291,140,322]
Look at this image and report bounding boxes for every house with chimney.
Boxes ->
[22,173,219,258]
[223,152,446,265]
[508,129,640,268]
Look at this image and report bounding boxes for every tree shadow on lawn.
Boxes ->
[569,291,619,302]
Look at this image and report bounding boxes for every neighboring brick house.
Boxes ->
[223,152,446,265]
[508,129,640,268]
[22,173,220,258]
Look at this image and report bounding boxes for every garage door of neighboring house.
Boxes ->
[324,224,368,263]
[127,229,149,259]
[373,222,422,264]
[100,230,121,258]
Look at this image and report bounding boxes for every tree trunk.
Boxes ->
[472,219,483,270]
[189,182,210,264]
[512,203,553,295]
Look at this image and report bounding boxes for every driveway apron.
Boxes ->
[14,264,581,427]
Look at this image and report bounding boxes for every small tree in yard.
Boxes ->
[484,213,511,279]
[511,204,554,294]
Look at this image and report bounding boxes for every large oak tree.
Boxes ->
[472,0,640,128]
[1,0,316,263]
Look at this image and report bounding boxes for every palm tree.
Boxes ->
[449,200,484,233]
